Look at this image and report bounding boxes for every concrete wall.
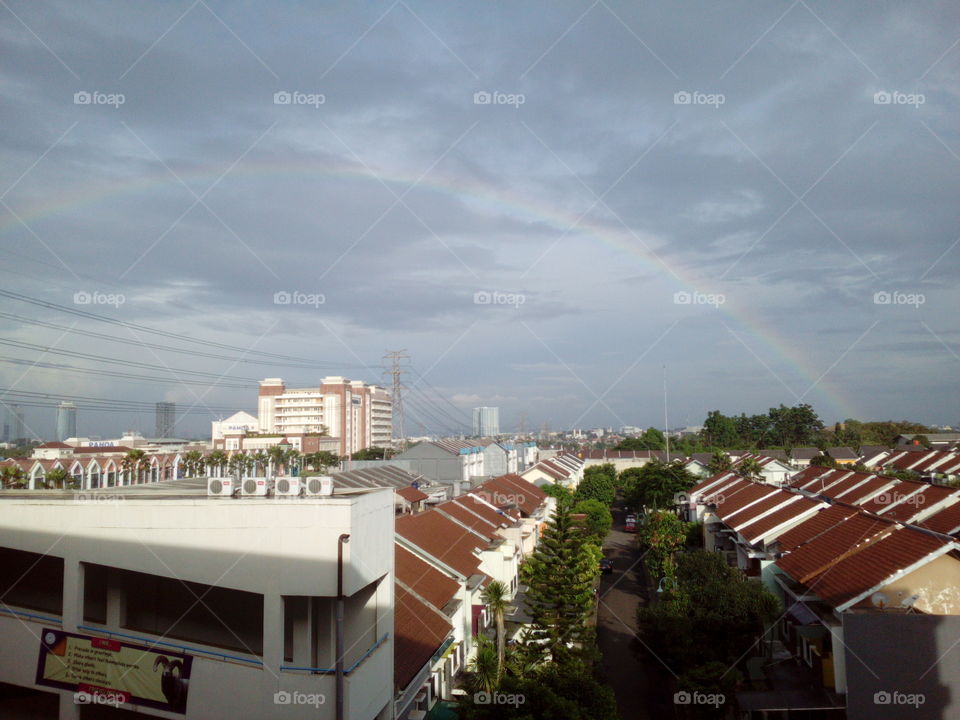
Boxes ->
[843,613,960,720]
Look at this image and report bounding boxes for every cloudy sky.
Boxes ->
[1,0,958,440]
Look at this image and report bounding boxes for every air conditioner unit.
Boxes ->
[304,475,334,496]
[207,477,237,497]
[241,477,274,497]
[274,476,303,497]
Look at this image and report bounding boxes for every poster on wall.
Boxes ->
[35,628,192,713]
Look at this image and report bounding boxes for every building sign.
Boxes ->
[86,441,116,447]
[36,628,192,714]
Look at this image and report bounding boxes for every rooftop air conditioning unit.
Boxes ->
[241,477,274,497]
[274,476,303,497]
[304,475,334,497]
[207,477,237,497]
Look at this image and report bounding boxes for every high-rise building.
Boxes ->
[257,377,392,456]
[56,401,77,441]
[473,406,500,437]
[11,405,24,443]
[155,402,176,438]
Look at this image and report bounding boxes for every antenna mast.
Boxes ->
[383,350,409,445]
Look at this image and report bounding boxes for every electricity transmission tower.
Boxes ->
[383,350,409,443]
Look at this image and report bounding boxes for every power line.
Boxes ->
[0,289,346,366]
[0,356,252,389]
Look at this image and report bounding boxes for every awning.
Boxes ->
[786,601,820,625]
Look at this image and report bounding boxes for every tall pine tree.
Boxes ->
[521,493,597,665]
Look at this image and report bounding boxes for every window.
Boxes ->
[0,547,63,615]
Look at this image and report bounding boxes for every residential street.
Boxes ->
[596,506,674,720]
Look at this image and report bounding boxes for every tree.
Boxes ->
[637,510,687,581]
[181,450,203,477]
[809,454,837,468]
[637,551,780,672]
[481,580,510,679]
[304,451,339,472]
[573,468,617,507]
[251,450,268,477]
[467,635,500,695]
[206,450,228,478]
[521,493,597,665]
[573,499,613,543]
[349,447,394,460]
[541,483,571,500]
[1,465,27,489]
[45,467,69,489]
[737,457,764,480]
[623,459,697,511]
[122,449,148,484]
[703,411,738,447]
[266,445,287,477]
[707,450,732,475]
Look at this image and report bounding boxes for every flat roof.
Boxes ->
[0,476,382,501]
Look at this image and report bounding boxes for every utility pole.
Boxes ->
[663,365,670,462]
[383,350,409,446]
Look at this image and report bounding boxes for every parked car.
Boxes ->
[624,519,637,533]
[599,558,614,574]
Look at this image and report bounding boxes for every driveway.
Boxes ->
[596,507,674,719]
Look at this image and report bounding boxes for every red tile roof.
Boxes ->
[785,465,833,489]
[451,494,514,528]
[713,481,776,519]
[435,501,500,542]
[395,544,459,611]
[870,485,958,523]
[775,504,862,552]
[920,502,960,536]
[393,585,451,690]
[834,476,899,505]
[35,441,71,449]
[776,513,894,584]
[396,486,428,503]
[473,475,544,516]
[806,527,953,609]
[396,510,487,578]
[740,496,823,545]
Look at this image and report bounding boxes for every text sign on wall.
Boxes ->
[35,628,192,713]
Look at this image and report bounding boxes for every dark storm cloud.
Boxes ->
[1,0,958,438]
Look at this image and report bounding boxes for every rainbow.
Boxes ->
[1,153,859,420]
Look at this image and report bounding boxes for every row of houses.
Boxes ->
[390,473,551,719]
[685,465,960,719]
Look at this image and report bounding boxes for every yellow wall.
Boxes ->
[871,554,960,614]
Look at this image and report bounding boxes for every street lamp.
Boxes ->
[656,576,677,595]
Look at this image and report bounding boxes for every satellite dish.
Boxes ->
[901,594,920,609]
[871,592,889,609]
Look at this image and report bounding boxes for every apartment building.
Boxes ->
[258,378,392,456]
[0,480,395,720]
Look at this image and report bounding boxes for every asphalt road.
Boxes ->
[596,507,674,720]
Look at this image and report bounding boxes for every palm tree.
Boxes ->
[206,450,228,478]
[182,450,203,478]
[1,465,27,489]
[267,445,287,478]
[45,467,70,489]
[251,450,268,477]
[467,635,500,695]
[739,456,764,481]
[707,450,732,475]
[283,447,301,475]
[481,580,511,679]
[121,449,147,485]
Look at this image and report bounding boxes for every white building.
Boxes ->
[211,411,260,441]
[472,407,499,437]
[0,479,395,720]
[259,378,392,456]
